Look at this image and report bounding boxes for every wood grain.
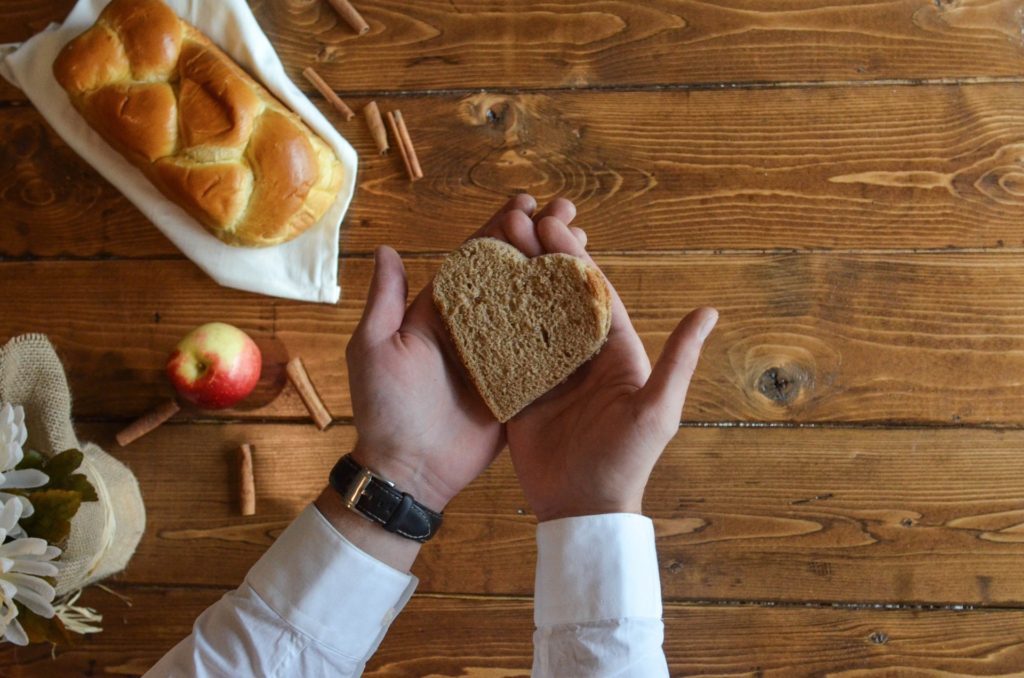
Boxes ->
[75,422,1024,605]
[2,253,1024,424]
[6,83,1024,257]
[2,587,1024,676]
[4,0,1023,671]
[5,0,1024,93]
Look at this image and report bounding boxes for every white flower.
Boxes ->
[0,498,60,646]
[0,404,49,522]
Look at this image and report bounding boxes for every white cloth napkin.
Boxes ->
[0,0,356,304]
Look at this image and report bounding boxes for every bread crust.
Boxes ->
[53,0,343,247]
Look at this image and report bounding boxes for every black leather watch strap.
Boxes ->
[329,455,443,543]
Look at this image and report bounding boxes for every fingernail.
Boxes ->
[697,311,718,343]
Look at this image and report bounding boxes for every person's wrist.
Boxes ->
[533,497,643,523]
[314,487,422,572]
[347,443,451,513]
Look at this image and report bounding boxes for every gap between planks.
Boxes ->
[8,246,1024,264]
[72,416,1024,431]
[99,584,1022,613]
[3,75,1024,108]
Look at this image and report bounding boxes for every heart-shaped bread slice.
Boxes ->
[433,238,612,422]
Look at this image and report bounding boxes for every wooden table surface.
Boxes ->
[3,0,1024,674]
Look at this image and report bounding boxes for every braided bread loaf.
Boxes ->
[52,0,344,248]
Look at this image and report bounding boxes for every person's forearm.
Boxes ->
[145,503,419,677]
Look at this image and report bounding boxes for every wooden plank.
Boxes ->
[4,0,1024,95]
[6,83,1024,257]
[2,253,1024,424]
[2,587,1023,676]
[80,422,1024,605]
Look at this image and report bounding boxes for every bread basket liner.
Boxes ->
[0,0,357,304]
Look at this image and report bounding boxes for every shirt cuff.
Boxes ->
[535,513,662,627]
[246,504,417,660]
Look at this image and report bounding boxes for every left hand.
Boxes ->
[499,206,718,521]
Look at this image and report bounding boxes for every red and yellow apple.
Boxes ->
[166,322,262,410]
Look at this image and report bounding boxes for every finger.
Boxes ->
[637,307,718,419]
[471,194,537,241]
[501,209,545,257]
[355,246,409,345]
[533,197,577,227]
[536,216,632,338]
[570,226,587,248]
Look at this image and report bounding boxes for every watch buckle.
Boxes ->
[342,468,373,510]
[341,464,395,510]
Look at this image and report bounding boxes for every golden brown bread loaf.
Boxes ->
[52,0,344,247]
[433,238,612,422]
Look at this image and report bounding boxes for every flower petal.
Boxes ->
[0,499,22,533]
[0,538,48,559]
[0,493,34,519]
[0,469,48,490]
[6,572,55,599]
[9,560,59,577]
[3,618,28,646]
[14,591,54,618]
[8,576,56,617]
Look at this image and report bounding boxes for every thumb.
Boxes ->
[355,246,408,344]
[638,307,718,420]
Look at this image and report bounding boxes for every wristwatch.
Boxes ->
[328,455,443,543]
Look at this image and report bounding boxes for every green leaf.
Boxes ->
[38,450,99,503]
[15,449,46,472]
[19,489,81,545]
[52,473,98,503]
[44,449,83,482]
[16,604,73,646]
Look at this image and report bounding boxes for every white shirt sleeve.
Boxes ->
[532,513,669,678]
[144,505,417,678]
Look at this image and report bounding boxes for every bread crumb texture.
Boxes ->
[433,238,612,422]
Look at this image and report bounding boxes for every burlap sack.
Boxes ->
[0,334,145,596]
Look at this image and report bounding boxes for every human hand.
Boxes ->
[501,205,718,521]
[342,196,589,513]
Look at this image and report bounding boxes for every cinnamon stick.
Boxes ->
[327,0,370,35]
[390,109,423,181]
[286,357,333,430]
[302,67,355,121]
[237,444,256,516]
[116,398,180,446]
[385,110,413,179]
[363,101,389,155]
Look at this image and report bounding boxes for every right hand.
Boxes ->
[501,206,718,522]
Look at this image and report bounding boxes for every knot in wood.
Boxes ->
[869,631,889,645]
[485,106,506,127]
[757,366,803,405]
